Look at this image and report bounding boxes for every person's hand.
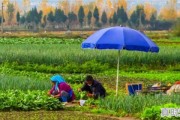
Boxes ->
[54,94,60,98]
[53,95,59,98]
[87,93,94,97]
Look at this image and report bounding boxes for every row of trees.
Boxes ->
[16,5,174,31]
[0,0,178,31]
[18,5,129,30]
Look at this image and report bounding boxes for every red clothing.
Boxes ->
[50,82,75,101]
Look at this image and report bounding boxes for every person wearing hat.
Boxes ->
[48,75,75,102]
[78,75,106,99]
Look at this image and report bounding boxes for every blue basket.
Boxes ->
[127,83,142,95]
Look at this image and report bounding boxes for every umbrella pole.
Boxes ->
[116,50,120,96]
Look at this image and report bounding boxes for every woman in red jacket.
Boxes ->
[48,75,75,102]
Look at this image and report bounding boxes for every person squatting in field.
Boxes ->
[78,75,106,99]
[48,75,75,102]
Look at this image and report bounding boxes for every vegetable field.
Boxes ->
[0,35,180,120]
[0,90,63,111]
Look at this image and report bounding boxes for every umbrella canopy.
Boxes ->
[82,26,159,52]
[81,26,159,95]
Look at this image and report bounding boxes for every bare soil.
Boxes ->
[0,111,139,120]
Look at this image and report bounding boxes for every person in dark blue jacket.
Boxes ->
[79,75,106,99]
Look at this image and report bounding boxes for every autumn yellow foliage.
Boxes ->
[40,0,54,17]
[144,3,156,21]
[159,0,177,20]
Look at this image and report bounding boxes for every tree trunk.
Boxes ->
[33,22,38,32]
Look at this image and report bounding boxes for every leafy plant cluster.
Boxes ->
[0,90,63,111]
[74,91,87,100]
[141,103,180,120]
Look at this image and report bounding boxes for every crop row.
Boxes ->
[0,66,86,91]
[101,70,180,83]
[98,94,180,114]
[0,44,180,70]
[0,37,83,44]
[0,65,179,93]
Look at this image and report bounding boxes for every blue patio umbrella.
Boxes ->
[81,26,159,95]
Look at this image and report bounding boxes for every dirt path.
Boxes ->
[63,102,139,120]
[85,113,139,120]
[0,111,139,120]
